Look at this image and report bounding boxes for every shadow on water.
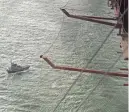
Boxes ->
[6,70,31,81]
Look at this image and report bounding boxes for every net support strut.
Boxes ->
[40,56,128,78]
[61,9,122,28]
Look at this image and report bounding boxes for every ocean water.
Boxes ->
[0,0,128,112]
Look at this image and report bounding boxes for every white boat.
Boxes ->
[7,62,30,73]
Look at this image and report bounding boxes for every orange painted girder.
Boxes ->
[61,9,122,28]
[40,56,128,78]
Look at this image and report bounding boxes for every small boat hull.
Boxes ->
[7,66,30,73]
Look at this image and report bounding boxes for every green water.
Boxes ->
[0,0,127,112]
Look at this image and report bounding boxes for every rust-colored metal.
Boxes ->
[123,83,128,86]
[80,16,117,20]
[61,9,122,28]
[40,56,128,77]
[120,68,128,71]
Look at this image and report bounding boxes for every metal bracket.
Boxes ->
[61,9,122,28]
[40,56,128,77]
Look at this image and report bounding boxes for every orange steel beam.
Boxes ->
[40,56,128,77]
[80,16,117,20]
[61,9,122,28]
[123,83,128,86]
[120,68,128,71]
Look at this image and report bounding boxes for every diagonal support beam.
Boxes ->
[40,56,128,77]
[123,83,128,86]
[61,9,122,28]
[81,16,117,20]
[120,68,128,71]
